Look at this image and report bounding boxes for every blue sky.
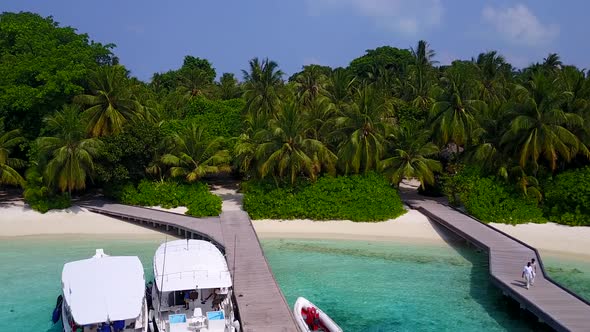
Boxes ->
[2,0,588,81]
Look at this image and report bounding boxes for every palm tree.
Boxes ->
[217,73,242,100]
[37,105,102,194]
[242,58,284,115]
[430,75,485,153]
[407,40,438,112]
[463,103,512,178]
[558,66,590,112]
[411,40,437,68]
[510,165,542,201]
[234,110,273,176]
[256,100,336,184]
[129,83,163,125]
[501,74,589,171]
[0,119,26,187]
[303,96,336,142]
[293,65,329,105]
[325,68,356,106]
[556,66,590,148]
[74,65,141,137]
[234,133,258,177]
[334,85,393,173]
[178,68,214,98]
[542,53,562,72]
[145,137,170,182]
[161,124,231,182]
[158,89,191,119]
[472,51,511,106]
[380,125,442,188]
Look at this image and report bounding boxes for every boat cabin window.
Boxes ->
[168,290,188,306]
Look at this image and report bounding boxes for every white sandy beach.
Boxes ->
[253,215,590,260]
[0,202,163,237]
[251,209,456,244]
[1,200,589,260]
[491,222,590,259]
[147,205,188,214]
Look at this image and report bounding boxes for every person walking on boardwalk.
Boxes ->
[522,262,534,289]
[530,258,537,286]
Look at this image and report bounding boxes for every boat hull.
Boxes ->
[60,297,149,332]
[293,297,343,332]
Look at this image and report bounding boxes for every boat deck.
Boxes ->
[401,189,590,332]
[81,193,298,332]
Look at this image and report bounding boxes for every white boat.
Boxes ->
[149,239,240,332]
[56,249,149,332]
[293,297,343,332]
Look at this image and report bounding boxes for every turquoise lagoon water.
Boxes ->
[263,239,542,332]
[543,254,590,302]
[0,235,164,332]
[1,235,588,331]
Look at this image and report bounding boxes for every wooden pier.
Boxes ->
[81,194,298,332]
[401,190,590,332]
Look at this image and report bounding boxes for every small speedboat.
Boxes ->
[53,249,149,332]
[293,297,343,332]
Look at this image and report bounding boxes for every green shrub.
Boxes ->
[23,169,71,213]
[443,167,545,224]
[243,173,406,221]
[95,122,163,186]
[543,167,590,226]
[113,180,221,217]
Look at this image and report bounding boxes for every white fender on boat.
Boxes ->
[233,319,241,332]
[148,309,154,322]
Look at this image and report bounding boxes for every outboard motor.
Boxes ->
[51,295,63,324]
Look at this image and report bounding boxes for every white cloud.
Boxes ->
[306,0,443,36]
[482,4,559,46]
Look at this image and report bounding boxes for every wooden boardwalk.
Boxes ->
[80,193,298,332]
[401,190,590,332]
[81,200,225,246]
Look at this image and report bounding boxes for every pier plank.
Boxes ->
[80,199,298,332]
[401,190,590,332]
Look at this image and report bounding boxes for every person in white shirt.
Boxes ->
[531,258,537,286]
[522,262,534,289]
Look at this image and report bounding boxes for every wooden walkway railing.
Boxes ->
[80,199,299,332]
[401,191,590,332]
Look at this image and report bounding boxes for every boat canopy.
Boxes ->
[154,240,232,292]
[61,250,145,325]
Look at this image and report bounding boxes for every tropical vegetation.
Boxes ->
[111,180,222,217]
[2,12,590,225]
[243,173,405,221]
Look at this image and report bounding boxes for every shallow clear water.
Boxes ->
[262,239,542,332]
[0,235,164,332]
[1,235,588,332]
[543,254,590,302]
